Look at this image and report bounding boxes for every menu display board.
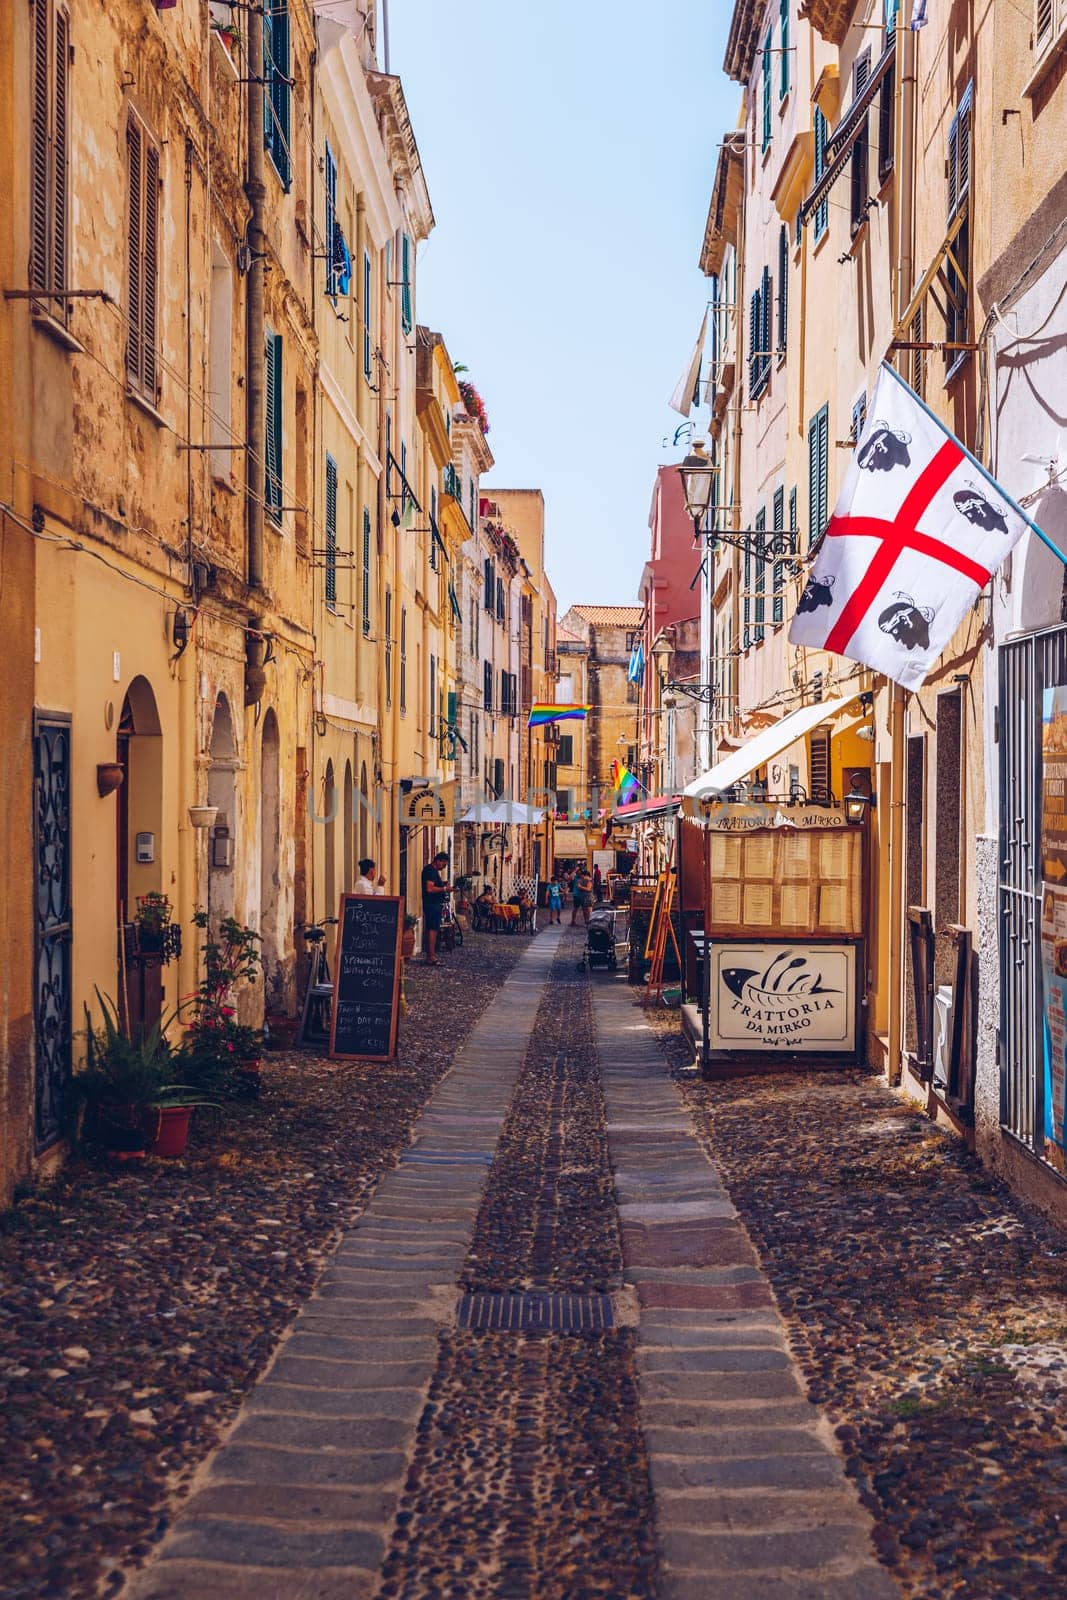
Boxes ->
[329,895,403,1061]
[706,823,863,938]
[708,941,858,1054]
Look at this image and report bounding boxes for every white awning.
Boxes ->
[456,799,548,827]
[682,698,850,805]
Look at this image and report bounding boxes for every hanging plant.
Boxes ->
[457,378,490,436]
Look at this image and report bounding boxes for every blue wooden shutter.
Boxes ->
[362,506,372,635]
[761,264,772,386]
[748,287,761,397]
[264,0,290,188]
[265,331,283,522]
[777,226,788,353]
[325,452,338,610]
[814,109,828,240]
[324,142,337,297]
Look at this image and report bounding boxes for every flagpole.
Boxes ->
[887,683,907,1087]
[881,361,1067,567]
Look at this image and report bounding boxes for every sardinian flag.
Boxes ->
[789,363,1032,689]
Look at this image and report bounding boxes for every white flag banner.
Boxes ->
[668,310,707,417]
[789,362,1033,689]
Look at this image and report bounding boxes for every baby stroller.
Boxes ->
[577,905,621,972]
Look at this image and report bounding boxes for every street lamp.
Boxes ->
[844,773,874,825]
[678,441,716,533]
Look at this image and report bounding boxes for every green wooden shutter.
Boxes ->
[780,0,790,98]
[325,452,338,610]
[265,0,290,188]
[808,407,830,550]
[754,508,766,640]
[761,264,772,384]
[749,287,761,397]
[814,109,828,240]
[772,488,785,623]
[401,233,413,333]
[362,506,372,635]
[817,406,829,541]
[777,226,788,353]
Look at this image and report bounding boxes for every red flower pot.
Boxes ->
[147,1105,193,1158]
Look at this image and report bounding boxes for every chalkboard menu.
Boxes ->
[329,895,403,1061]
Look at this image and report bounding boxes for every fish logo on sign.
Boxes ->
[722,950,840,1013]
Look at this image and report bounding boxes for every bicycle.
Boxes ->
[296,917,338,1049]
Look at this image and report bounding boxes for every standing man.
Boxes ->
[353,858,386,895]
[571,864,594,927]
[421,851,451,966]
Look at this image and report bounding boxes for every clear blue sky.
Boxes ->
[389,0,732,614]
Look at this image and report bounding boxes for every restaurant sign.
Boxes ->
[686,800,849,831]
[709,941,857,1053]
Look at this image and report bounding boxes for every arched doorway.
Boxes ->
[343,761,354,893]
[359,760,370,861]
[259,710,281,1008]
[116,675,163,920]
[323,760,336,920]
[207,694,238,928]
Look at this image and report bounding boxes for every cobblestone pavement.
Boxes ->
[650,1015,1067,1600]
[0,934,524,1600]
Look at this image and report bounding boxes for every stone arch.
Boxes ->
[116,673,163,921]
[343,761,355,893]
[323,759,337,921]
[259,709,281,1007]
[207,693,238,926]
[359,760,370,861]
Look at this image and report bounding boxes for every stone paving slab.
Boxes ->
[592,977,901,1600]
[124,930,562,1600]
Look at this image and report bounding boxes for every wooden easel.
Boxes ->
[644,846,682,1004]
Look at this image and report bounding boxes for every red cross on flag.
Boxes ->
[789,363,1032,689]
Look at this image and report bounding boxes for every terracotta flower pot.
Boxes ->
[402,931,417,958]
[147,1105,193,1158]
[96,762,125,797]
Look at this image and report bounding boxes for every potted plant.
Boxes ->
[181,911,264,1097]
[133,890,176,956]
[73,992,215,1160]
[402,913,418,959]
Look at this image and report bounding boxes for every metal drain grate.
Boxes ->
[457,1290,614,1333]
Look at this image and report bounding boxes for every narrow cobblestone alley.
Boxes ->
[120,929,897,1600]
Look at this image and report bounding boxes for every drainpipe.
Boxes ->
[729,158,746,744]
[245,2,266,594]
[895,14,916,339]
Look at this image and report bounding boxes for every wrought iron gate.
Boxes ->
[998,627,1067,1152]
[34,713,72,1150]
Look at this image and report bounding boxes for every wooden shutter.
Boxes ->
[31,0,69,312]
[384,588,393,705]
[772,487,785,623]
[126,112,159,399]
[777,226,788,353]
[325,142,337,296]
[809,729,830,799]
[817,407,829,538]
[743,545,751,647]
[1035,0,1054,58]
[401,233,413,332]
[761,264,772,383]
[430,656,437,733]
[265,332,282,520]
[126,118,142,387]
[814,109,828,238]
[808,406,829,549]
[748,288,760,396]
[52,5,69,302]
[31,0,51,294]
[362,506,372,635]
[142,141,159,398]
[878,59,895,181]
[324,453,338,610]
[850,51,871,231]
[362,249,372,376]
[484,660,492,710]
[761,33,772,149]
[780,0,789,98]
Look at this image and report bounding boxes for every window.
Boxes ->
[400,607,407,713]
[361,507,372,635]
[1034,0,1067,67]
[945,86,972,377]
[777,226,788,356]
[484,557,495,613]
[362,249,373,379]
[808,404,829,550]
[429,655,437,735]
[126,111,160,403]
[264,0,291,188]
[558,734,574,766]
[761,31,772,150]
[324,453,338,611]
[813,108,829,241]
[850,51,871,235]
[911,303,926,399]
[494,759,505,798]
[469,479,476,529]
[496,576,505,624]
[754,508,766,642]
[384,588,393,705]
[483,660,493,712]
[30,0,69,321]
[264,330,283,522]
[469,713,479,777]
[772,487,786,623]
[400,232,413,334]
[780,0,790,98]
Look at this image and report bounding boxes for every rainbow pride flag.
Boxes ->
[611,759,641,805]
[527,704,590,728]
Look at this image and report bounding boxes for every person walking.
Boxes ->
[547,876,563,924]
[571,865,594,927]
[353,858,385,895]
[592,864,603,903]
[421,851,451,966]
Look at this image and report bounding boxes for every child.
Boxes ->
[547,876,563,924]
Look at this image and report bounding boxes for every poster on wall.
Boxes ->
[1040,687,1067,1156]
[708,942,857,1054]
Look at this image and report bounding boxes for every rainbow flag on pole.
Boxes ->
[527,704,591,728]
[611,759,641,805]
